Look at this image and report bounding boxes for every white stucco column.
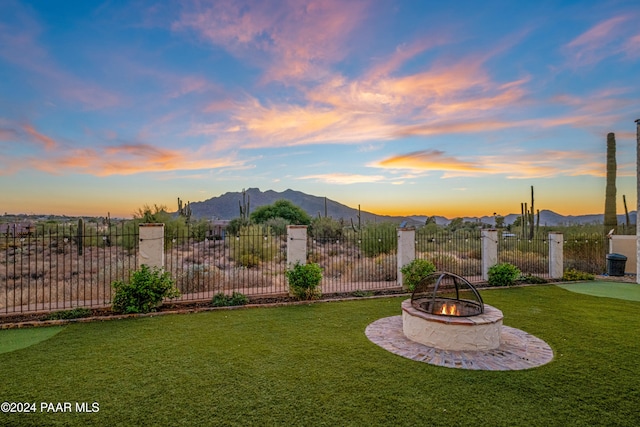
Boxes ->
[548,232,564,279]
[139,223,165,269]
[481,229,498,281]
[287,225,307,268]
[397,227,416,287]
[636,119,640,283]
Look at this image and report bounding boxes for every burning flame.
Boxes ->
[439,303,459,316]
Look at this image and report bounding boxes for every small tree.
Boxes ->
[286,262,322,300]
[112,265,181,314]
[250,200,311,225]
[400,259,436,292]
[487,263,521,287]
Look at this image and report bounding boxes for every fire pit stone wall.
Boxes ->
[401,299,503,351]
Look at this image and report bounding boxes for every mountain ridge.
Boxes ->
[187,188,636,227]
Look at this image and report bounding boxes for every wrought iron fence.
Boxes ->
[563,233,607,274]
[415,231,483,279]
[498,235,550,277]
[166,227,288,301]
[1,223,137,314]
[308,226,398,293]
[0,222,612,316]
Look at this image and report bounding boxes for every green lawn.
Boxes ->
[557,280,640,301]
[0,285,638,426]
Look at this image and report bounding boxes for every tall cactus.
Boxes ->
[604,132,617,232]
[239,189,250,226]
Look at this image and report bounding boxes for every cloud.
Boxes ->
[1,127,248,176]
[564,14,640,66]
[373,150,484,173]
[371,149,603,179]
[22,124,59,150]
[298,173,386,184]
[68,144,244,176]
[173,0,369,83]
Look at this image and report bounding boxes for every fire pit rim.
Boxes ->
[410,271,484,317]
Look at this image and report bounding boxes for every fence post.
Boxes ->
[139,223,165,269]
[549,232,564,279]
[397,227,416,287]
[481,229,498,281]
[287,225,307,268]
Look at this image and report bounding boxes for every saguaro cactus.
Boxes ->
[604,132,617,232]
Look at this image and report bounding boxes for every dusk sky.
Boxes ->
[1,0,639,219]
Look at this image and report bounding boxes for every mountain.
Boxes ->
[187,188,424,226]
[410,209,637,227]
[187,188,636,227]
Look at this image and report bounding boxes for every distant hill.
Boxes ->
[187,188,636,227]
[188,188,424,226]
[409,209,637,227]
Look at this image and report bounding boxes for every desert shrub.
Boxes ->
[176,265,220,294]
[45,307,92,320]
[425,253,459,273]
[112,265,181,314]
[400,259,436,292]
[211,292,249,307]
[562,268,595,281]
[518,274,548,284]
[229,225,277,268]
[349,254,396,282]
[488,263,521,287]
[286,262,322,300]
[310,217,343,241]
[352,289,374,297]
[358,222,397,257]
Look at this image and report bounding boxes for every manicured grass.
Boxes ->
[0,326,64,355]
[557,280,640,301]
[0,286,638,426]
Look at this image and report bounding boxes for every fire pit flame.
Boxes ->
[410,272,484,317]
[439,303,459,316]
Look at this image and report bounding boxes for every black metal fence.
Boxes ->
[498,235,550,277]
[309,226,398,293]
[1,223,138,314]
[415,231,483,279]
[1,223,611,316]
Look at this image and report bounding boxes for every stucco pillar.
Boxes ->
[397,227,416,287]
[481,229,498,281]
[139,223,165,269]
[287,225,307,268]
[636,119,640,283]
[548,232,564,279]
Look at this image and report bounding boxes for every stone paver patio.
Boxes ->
[365,315,554,371]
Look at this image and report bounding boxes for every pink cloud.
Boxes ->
[173,0,369,82]
[26,141,247,176]
[22,124,59,150]
[370,149,604,179]
[564,14,639,66]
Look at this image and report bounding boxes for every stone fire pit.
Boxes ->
[365,272,554,371]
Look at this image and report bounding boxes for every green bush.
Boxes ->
[286,262,322,300]
[229,224,277,268]
[400,259,436,292]
[45,307,92,320]
[211,292,249,307]
[561,268,595,281]
[112,265,181,314]
[518,274,548,284]
[488,263,521,287]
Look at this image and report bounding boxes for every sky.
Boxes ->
[1,0,639,219]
